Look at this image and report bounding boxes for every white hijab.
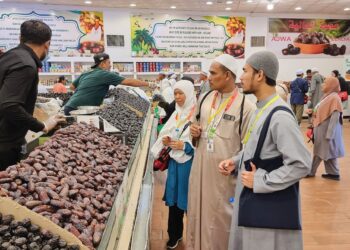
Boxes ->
[151,80,196,163]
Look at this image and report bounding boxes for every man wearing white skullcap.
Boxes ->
[310,67,324,108]
[219,50,311,250]
[187,54,255,250]
[168,72,178,88]
[198,70,211,96]
[290,69,309,124]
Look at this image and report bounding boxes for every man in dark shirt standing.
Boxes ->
[290,69,309,125]
[0,20,64,170]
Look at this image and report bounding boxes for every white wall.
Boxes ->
[2,2,349,81]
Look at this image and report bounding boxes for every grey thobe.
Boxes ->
[310,111,345,175]
[309,73,323,108]
[228,94,311,250]
[199,80,211,96]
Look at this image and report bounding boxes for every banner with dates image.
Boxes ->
[131,14,246,58]
[0,9,105,57]
[267,18,350,58]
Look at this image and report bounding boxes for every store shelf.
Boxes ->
[136,72,161,75]
[39,72,72,76]
[183,72,201,74]
[119,72,135,75]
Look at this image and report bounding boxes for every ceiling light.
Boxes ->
[170,6,176,9]
[130,3,136,7]
[295,6,302,11]
[84,1,92,4]
[344,8,350,11]
[226,1,233,4]
[206,1,213,5]
[225,7,232,10]
[247,0,253,3]
[267,3,274,10]
[50,11,56,16]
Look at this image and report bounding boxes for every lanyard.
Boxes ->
[243,95,280,145]
[206,89,239,139]
[175,105,195,129]
[207,89,238,126]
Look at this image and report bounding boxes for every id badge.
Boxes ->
[207,139,214,152]
[203,131,208,138]
[172,128,180,139]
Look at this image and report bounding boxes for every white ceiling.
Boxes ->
[4,0,350,15]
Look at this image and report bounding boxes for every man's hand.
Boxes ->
[43,114,66,133]
[306,109,313,114]
[162,136,171,146]
[148,82,158,89]
[169,140,185,150]
[241,162,257,189]
[218,159,235,176]
[190,123,202,138]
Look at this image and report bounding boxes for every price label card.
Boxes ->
[102,119,120,133]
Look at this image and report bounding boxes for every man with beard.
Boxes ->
[0,20,65,170]
[218,51,311,250]
[187,54,255,250]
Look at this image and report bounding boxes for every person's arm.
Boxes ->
[121,78,150,88]
[70,75,81,91]
[303,79,309,93]
[70,84,76,91]
[253,112,312,193]
[326,111,340,140]
[0,67,45,132]
[309,76,316,94]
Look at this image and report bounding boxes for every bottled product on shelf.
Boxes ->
[113,62,134,73]
[136,62,180,73]
[39,62,71,73]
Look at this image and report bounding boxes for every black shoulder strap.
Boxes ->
[238,95,245,150]
[195,90,214,121]
[253,106,295,160]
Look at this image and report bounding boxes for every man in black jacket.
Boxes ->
[0,20,65,170]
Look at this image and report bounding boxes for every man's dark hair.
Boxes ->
[252,68,276,86]
[306,69,312,74]
[181,76,194,84]
[332,70,340,77]
[20,20,52,45]
[58,76,65,82]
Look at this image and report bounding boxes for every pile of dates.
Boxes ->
[0,123,132,249]
[324,44,346,56]
[294,32,330,44]
[0,214,80,250]
[282,44,301,55]
[223,44,245,58]
[100,89,150,145]
[106,88,150,115]
[37,93,73,106]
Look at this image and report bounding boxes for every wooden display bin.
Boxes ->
[0,197,88,250]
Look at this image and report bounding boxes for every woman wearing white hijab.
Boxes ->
[151,80,196,249]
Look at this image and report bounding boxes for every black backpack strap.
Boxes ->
[239,95,245,150]
[253,106,295,160]
[195,90,214,121]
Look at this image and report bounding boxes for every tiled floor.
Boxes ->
[150,120,350,250]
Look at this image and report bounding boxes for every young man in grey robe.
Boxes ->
[218,50,311,250]
[309,67,324,108]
